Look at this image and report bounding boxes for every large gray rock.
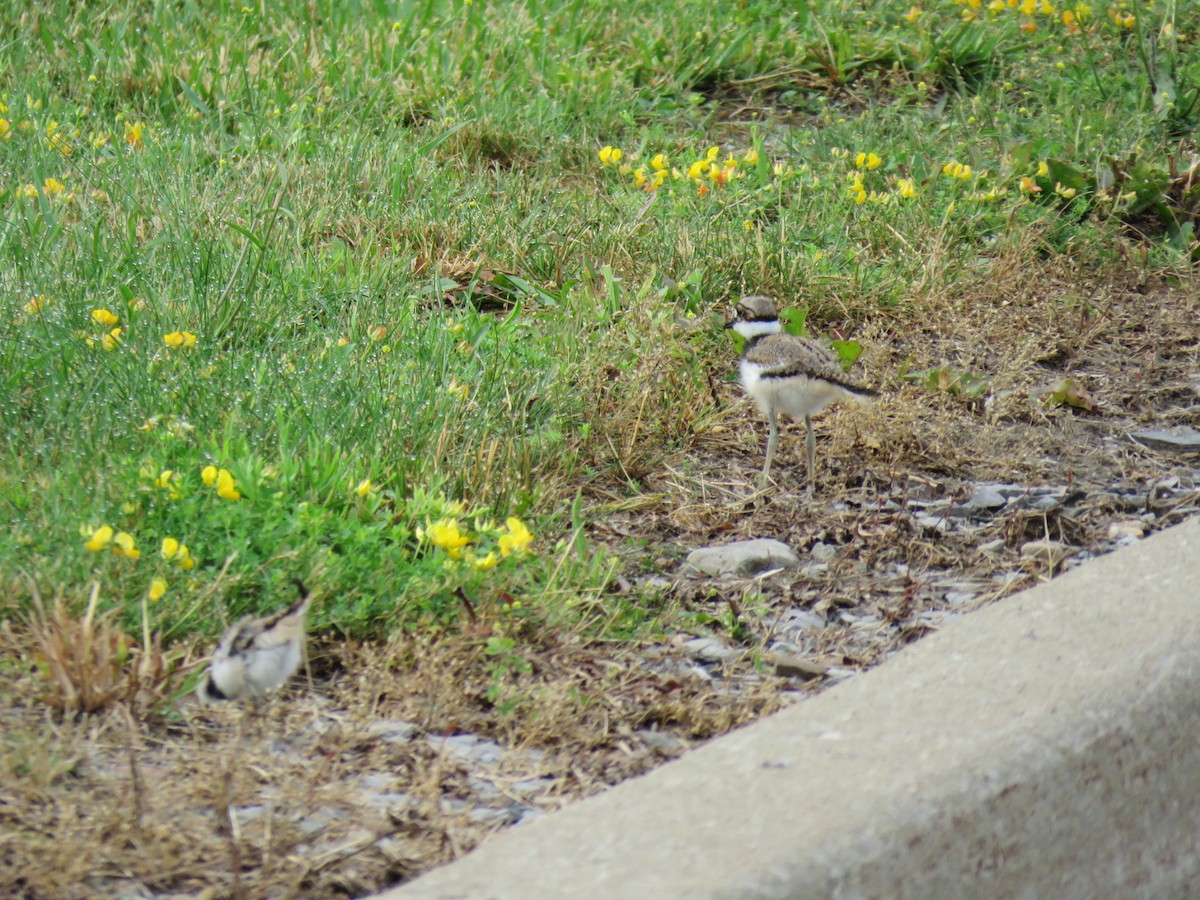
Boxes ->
[682,539,800,578]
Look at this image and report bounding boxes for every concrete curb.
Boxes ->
[381,518,1200,899]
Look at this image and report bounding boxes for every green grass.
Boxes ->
[1,0,1197,641]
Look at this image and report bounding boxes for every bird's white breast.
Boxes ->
[740,359,852,419]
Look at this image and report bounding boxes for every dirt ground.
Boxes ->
[3,265,1199,898]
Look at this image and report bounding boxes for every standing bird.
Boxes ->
[727,295,877,487]
[197,581,312,703]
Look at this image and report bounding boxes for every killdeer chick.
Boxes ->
[727,295,877,487]
[197,581,312,703]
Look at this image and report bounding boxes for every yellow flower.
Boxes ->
[705,146,720,162]
[598,145,622,165]
[91,308,119,327]
[498,517,533,556]
[101,327,122,351]
[632,167,646,187]
[215,468,240,500]
[1020,0,1036,13]
[164,330,197,348]
[42,177,65,196]
[154,469,181,499]
[905,5,923,20]
[161,537,194,568]
[1020,175,1043,194]
[18,183,38,199]
[1055,183,1077,199]
[855,152,882,170]
[446,378,470,400]
[353,478,372,497]
[650,153,668,172]
[201,464,218,486]
[113,531,140,559]
[124,121,144,150]
[942,162,973,181]
[472,551,498,570]
[0,118,9,140]
[1037,160,1049,176]
[687,159,706,180]
[428,518,470,558]
[743,147,760,165]
[148,577,168,601]
[84,524,114,552]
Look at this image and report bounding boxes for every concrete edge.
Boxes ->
[380,518,1200,899]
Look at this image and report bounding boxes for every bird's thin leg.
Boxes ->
[805,415,816,494]
[760,408,778,483]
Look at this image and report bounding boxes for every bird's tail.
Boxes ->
[288,578,313,616]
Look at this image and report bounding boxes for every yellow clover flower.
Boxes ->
[598,145,622,165]
[161,537,195,568]
[215,468,241,500]
[472,551,498,570]
[428,518,470,559]
[112,531,140,559]
[498,517,533,557]
[101,327,122,351]
[201,464,218,486]
[125,121,144,150]
[148,577,168,601]
[84,524,114,552]
[164,331,197,349]
[91,308,119,327]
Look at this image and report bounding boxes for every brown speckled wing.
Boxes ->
[745,334,876,396]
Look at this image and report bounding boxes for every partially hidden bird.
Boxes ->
[197,580,312,703]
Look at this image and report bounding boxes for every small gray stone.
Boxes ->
[1020,539,1072,567]
[769,654,829,680]
[1131,428,1200,454]
[635,729,689,755]
[362,719,418,744]
[682,539,800,578]
[949,484,1009,517]
[683,637,739,663]
[809,542,838,562]
[1107,520,1145,541]
[438,734,505,766]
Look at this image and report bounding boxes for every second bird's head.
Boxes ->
[726,295,782,340]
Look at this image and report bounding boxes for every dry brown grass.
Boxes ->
[25,581,180,717]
